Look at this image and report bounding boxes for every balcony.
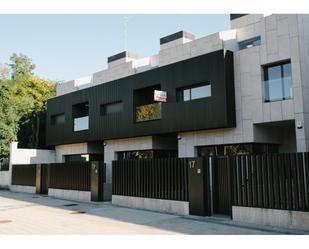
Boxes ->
[74,116,89,131]
[264,76,292,102]
[136,103,162,122]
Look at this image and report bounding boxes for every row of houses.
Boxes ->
[1,14,309,231]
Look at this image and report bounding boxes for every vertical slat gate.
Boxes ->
[111,158,189,201]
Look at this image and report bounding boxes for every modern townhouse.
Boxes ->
[45,14,309,201]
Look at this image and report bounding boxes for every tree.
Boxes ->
[0,54,56,157]
[15,76,55,148]
[9,53,36,80]
[0,62,9,80]
[0,79,19,155]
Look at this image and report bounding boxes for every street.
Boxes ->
[0,190,307,235]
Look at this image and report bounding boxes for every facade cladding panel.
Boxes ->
[46,49,235,145]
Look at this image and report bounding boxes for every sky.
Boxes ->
[0,14,229,82]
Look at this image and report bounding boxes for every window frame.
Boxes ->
[238,36,261,50]
[263,60,292,103]
[177,82,211,102]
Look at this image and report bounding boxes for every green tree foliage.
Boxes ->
[0,54,56,157]
[0,63,9,80]
[9,53,36,80]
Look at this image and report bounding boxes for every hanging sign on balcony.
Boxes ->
[154,90,167,102]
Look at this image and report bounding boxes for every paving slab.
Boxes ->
[0,190,308,235]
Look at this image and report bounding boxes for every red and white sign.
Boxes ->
[154,90,167,102]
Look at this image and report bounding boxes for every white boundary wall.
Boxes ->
[48,188,91,202]
[10,185,36,194]
[233,206,309,231]
[0,142,56,189]
[112,195,189,215]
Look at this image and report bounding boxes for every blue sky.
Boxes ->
[0,14,229,82]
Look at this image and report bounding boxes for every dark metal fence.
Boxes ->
[12,164,36,186]
[0,158,9,171]
[230,153,309,212]
[48,162,91,191]
[112,158,188,201]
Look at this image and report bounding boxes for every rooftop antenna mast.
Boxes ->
[123,16,131,52]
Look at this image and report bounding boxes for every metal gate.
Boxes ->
[41,164,49,194]
[212,157,232,216]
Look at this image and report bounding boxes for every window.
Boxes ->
[117,150,177,160]
[197,143,278,157]
[134,85,162,122]
[239,36,261,50]
[101,101,123,115]
[74,116,89,131]
[178,83,211,101]
[51,113,65,125]
[263,61,292,102]
[72,102,89,132]
[65,154,89,162]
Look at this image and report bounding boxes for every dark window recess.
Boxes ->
[101,101,123,115]
[72,102,89,132]
[65,154,89,162]
[263,61,292,102]
[238,36,261,50]
[177,82,211,102]
[197,143,278,157]
[117,150,177,160]
[51,113,65,125]
[134,84,162,122]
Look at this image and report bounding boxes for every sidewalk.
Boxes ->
[0,190,308,235]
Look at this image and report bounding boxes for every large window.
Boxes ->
[117,150,177,160]
[72,102,89,132]
[178,83,211,102]
[197,143,278,157]
[101,101,123,115]
[263,61,292,102]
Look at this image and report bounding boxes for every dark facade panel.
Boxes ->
[46,49,235,145]
[230,14,248,20]
[107,51,138,63]
[160,31,195,45]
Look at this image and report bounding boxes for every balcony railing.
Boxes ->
[73,116,89,131]
[136,103,162,122]
[264,76,292,102]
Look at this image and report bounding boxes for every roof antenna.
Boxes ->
[123,16,131,52]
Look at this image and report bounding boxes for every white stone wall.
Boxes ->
[0,142,56,188]
[233,206,309,231]
[48,188,91,202]
[92,61,135,87]
[55,143,88,162]
[112,195,189,216]
[56,80,76,96]
[296,15,309,151]
[179,14,309,156]
[104,136,153,184]
[55,142,104,162]
[9,142,56,165]
[10,185,36,194]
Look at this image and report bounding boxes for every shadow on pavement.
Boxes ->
[0,190,307,235]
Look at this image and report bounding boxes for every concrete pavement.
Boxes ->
[0,190,308,235]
